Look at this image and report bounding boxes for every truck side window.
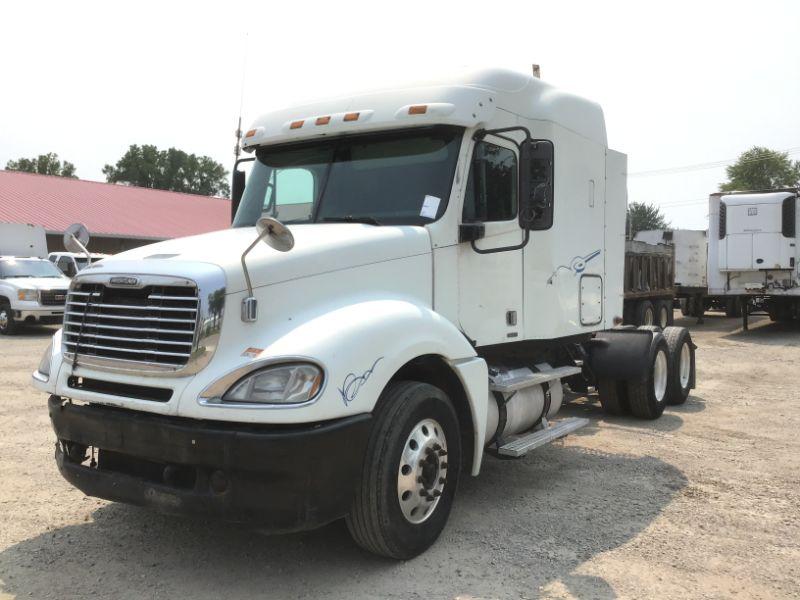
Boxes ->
[264,168,315,221]
[463,142,517,223]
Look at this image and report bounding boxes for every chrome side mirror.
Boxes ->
[240,217,295,322]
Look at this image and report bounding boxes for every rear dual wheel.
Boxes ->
[598,326,694,418]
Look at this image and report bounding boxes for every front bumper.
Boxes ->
[16,308,64,323]
[49,396,372,532]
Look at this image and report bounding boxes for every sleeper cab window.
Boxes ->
[463,141,517,223]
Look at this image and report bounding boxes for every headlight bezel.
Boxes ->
[17,289,38,302]
[199,358,326,408]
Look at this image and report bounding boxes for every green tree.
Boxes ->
[103,145,230,197]
[627,201,669,239]
[720,146,800,192]
[5,152,77,178]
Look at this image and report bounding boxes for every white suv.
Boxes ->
[0,257,71,335]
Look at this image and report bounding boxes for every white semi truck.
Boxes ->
[31,69,697,559]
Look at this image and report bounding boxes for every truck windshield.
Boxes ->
[0,259,63,278]
[233,126,463,227]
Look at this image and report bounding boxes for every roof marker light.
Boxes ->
[245,129,257,137]
[343,112,360,122]
[315,116,331,125]
[290,120,304,130]
[408,105,428,115]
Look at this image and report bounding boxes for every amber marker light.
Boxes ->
[290,120,304,129]
[245,129,257,137]
[408,105,428,115]
[343,112,360,122]
[315,116,331,125]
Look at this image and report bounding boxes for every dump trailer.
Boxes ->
[708,188,800,327]
[622,239,676,327]
[32,68,697,559]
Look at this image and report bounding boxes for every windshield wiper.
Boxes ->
[321,216,381,226]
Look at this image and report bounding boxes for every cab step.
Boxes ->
[497,417,589,457]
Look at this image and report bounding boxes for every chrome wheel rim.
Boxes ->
[0,309,8,330]
[659,307,668,328]
[397,418,448,524]
[653,349,668,402]
[679,343,691,388]
[643,307,654,326]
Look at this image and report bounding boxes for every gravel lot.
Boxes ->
[1,313,799,599]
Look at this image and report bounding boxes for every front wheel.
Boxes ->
[0,302,17,335]
[346,381,461,559]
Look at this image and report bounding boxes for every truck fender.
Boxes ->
[584,328,660,381]
[269,299,489,472]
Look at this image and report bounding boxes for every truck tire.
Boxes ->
[656,300,672,329]
[626,334,670,419]
[725,297,742,318]
[597,379,629,415]
[0,301,17,335]
[635,300,655,326]
[346,380,461,559]
[662,326,695,405]
[768,300,794,322]
[680,298,691,317]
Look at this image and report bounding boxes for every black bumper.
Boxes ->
[49,396,372,532]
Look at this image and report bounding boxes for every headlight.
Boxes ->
[18,289,37,302]
[223,363,323,405]
[37,340,53,379]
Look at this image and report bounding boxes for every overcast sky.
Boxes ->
[1,0,798,230]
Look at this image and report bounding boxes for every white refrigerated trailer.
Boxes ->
[32,68,697,559]
[708,189,800,327]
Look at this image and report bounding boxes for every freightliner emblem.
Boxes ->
[109,276,140,286]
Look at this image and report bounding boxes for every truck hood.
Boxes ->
[84,224,432,294]
[2,277,69,290]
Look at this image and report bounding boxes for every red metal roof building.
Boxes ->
[0,170,231,253]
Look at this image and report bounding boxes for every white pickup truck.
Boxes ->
[1,224,71,334]
[32,69,696,559]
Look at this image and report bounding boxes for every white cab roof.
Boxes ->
[243,68,607,150]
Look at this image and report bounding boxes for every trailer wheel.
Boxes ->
[768,300,794,322]
[0,301,17,335]
[656,300,672,329]
[635,300,655,326]
[626,334,670,419]
[725,297,742,318]
[346,380,461,559]
[597,379,629,415]
[662,326,695,405]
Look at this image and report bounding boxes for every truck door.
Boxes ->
[457,138,524,346]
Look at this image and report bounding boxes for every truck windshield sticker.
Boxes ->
[339,357,383,406]
[420,195,441,219]
[547,249,601,284]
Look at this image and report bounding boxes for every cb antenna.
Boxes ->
[234,33,249,160]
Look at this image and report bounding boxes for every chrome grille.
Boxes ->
[64,282,199,368]
[39,289,68,306]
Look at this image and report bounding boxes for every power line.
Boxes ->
[629,146,800,178]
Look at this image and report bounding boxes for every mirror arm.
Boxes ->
[68,234,92,265]
[239,227,272,322]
